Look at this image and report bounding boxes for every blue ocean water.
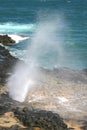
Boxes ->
[0,0,87,70]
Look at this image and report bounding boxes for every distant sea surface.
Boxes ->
[0,0,87,70]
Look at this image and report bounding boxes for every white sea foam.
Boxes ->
[0,22,35,33]
[8,49,27,60]
[8,34,29,43]
[0,33,29,44]
[28,96,45,103]
[57,97,68,103]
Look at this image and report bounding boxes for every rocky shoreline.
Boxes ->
[0,86,69,130]
[0,35,15,45]
[0,45,19,85]
[0,45,69,130]
[0,43,87,130]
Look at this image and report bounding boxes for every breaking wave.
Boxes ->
[0,22,35,34]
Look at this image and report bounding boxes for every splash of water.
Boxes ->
[7,62,34,102]
[7,14,66,102]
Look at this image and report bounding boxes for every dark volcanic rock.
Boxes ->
[0,35,15,45]
[0,45,18,84]
[80,126,87,130]
[14,107,69,130]
[0,91,69,130]
[0,126,29,130]
[0,92,19,115]
[0,126,19,130]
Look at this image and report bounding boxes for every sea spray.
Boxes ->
[7,14,66,102]
[26,14,66,68]
[7,62,35,102]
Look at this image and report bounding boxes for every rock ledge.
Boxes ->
[0,35,15,45]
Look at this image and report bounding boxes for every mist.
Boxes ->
[26,14,65,68]
[7,14,66,102]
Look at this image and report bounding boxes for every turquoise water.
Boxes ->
[0,0,87,70]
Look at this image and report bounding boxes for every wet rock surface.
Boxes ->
[0,92,69,130]
[14,107,69,130]
[40,67,87,84]
[0,45,18,84]
[0,35,15,45]
[0,79,69,130]
[0,92,18,115]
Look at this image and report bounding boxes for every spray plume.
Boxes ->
[7,14,66,102]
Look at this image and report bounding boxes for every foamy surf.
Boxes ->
[0,33,29,44]
[8,34,29,43]
[0,22,35,34]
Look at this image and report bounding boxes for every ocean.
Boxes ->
[0,0,87,70]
